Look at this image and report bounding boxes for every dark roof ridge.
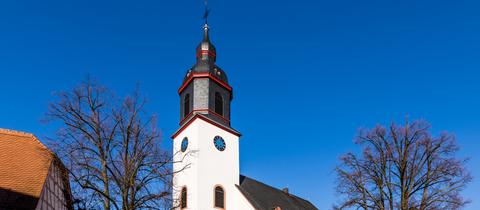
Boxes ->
[240,175,306,200]
[239,174,318,210]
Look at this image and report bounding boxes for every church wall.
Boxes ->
[173,121,200,209]
[232,188,257,210]
[173,118,255,210]
[196,119,241,209]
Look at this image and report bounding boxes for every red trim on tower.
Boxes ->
[207,109,230,124]
[179,109,230,126]
[178,72,232,94]
[172,116,196,139]
[196,50,217,58]
[209,74,232,91]
[179,110,196,125]
[171,114,241,139]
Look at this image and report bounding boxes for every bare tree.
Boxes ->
[334,120,472,210]
[46,78,175,210]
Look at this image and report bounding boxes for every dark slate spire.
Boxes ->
[184,24,228,84]
[182,2,228,84]
[196,24,216,62]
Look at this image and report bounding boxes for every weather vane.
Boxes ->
[203,0,210,25]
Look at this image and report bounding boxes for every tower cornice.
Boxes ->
[179,108,230,126]
[171,114,241,139]
[178,72,233,95]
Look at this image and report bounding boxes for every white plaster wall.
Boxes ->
[173,121,200,209]
[196,119,239,209]
[232,187,257,210]
[173,118,255,210]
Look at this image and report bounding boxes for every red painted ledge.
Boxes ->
[178,72,233,94]
[171,114,241,139]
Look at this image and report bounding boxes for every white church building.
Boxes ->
[172,23,318,210]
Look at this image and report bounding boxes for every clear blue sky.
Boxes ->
[1,0,479,209]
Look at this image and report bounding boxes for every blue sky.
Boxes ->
[1,0,479,209]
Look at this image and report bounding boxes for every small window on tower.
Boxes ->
[184,94,190,118]
[214,92,223,116]
[181,187,187,208]
[214,186,225,208]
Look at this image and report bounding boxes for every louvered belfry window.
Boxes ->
[214,186,225,208]
[181,187,187,208]
[184,94,190,118]
[214,92,223,116]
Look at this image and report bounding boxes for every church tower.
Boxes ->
[178,24,233,128]
[172,24,248,210]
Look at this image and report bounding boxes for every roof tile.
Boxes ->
[0,128,53,199]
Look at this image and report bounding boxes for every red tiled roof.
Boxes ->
[0,128,53,199]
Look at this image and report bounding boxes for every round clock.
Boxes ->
[181,137,188,152]
[213,136,226,151]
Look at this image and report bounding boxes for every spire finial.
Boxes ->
[203,0,210,25]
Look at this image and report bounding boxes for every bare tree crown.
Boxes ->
[46,79,173,210]
[335,120,472,210]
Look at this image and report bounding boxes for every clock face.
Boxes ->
[181,137,188,152]
[213,136,226,151]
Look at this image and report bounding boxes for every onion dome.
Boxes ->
[184,24,228,84]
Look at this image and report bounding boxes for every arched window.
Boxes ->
[214,186,225,208]
[181,187,187,209]
[214,92,223,116]
[184,94,190,118]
